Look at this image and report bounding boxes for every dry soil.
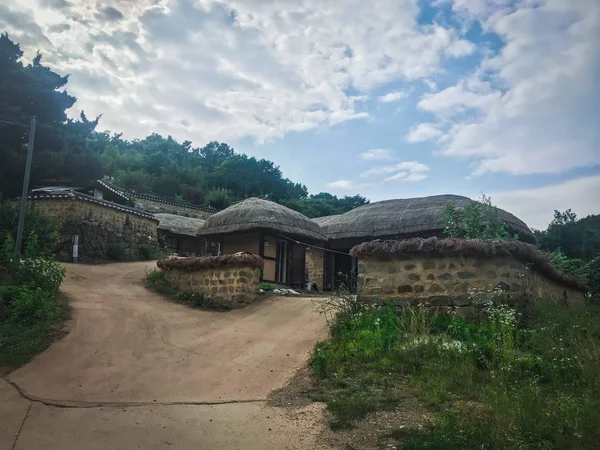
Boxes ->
[1,261,330,450]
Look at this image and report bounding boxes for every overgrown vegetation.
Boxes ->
[311,291,600,448]
[535,211,600,299]
[443,194,518,241]
[0,231,68,369]
[145,269,229,311]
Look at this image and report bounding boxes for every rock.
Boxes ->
[437,273,452,281]
[428,283,444,293]
[458,272,477,279]
[397,284,413,293]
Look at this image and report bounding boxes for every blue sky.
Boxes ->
[1,0,599,229]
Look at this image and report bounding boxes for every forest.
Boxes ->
[0,33,367,217]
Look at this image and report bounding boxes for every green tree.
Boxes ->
[0,33,102,197]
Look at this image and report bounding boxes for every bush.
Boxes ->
[260,283,277,291]
[106,244,137,262]
[0,200,60,255]
[139,244,167,260]
[9,284,56,325]
[204,189,234,210]
[0,230,67,369]
[442,194,518,241]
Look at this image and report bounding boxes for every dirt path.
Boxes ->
[1,262,329,449]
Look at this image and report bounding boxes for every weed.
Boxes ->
[312,290,600,448]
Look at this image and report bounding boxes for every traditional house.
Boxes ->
[154,213,218,257]
[196,198,326,287]
[198,195,535,292]
[313,194,535,290]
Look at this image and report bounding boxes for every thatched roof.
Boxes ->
[313,195,535,244]
[196,198,326,241]
[155,213,205,237]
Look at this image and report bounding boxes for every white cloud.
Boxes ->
[412,0,600,175]
[406,123,443,142]
[361,161,429,182]
[360,148,394,161]
[0,0,476,144]
[492,175,600,230]
[384,172,428,182]
[377,91,408,103]
[327,179,355,190]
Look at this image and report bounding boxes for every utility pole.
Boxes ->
[15,117,36,255]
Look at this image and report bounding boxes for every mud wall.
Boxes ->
[33,198,158,262]
[161,264,261,309]
[357,254,586,309]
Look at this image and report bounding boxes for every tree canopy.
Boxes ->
[0,33,367,217]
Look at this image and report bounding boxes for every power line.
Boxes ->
[276,233,352,256]
[0,119,31,129]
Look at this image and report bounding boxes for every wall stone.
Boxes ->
[33,199,158,262]
[161,265,261,308]
[357,254,586,308]
[133,195,214,219]
[306,247,324,290]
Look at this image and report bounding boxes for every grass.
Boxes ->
[145,269,230,311]
[0,293,70,370]
[311,292,600,448]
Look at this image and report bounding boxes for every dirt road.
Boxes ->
[1,262,329,449]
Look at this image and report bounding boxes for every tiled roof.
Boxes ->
[95,179,129,201]
[132,192,218,213]
[29,190,159,221]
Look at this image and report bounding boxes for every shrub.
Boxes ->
[260,283,277,291]
[9,284,56,325]
[145,270,177,296]
[442,194,518,241]
[204,189,234,210]
[0,200,59,255]
[139,244,167,260]
[107,244,137,262]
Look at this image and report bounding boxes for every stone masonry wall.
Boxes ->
[306,247,325,290]
[358,254,586,310]
[132,196,214,219]
[162,266,261,308]
[34,199,158,262]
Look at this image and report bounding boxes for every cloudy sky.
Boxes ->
[1,0,599,228]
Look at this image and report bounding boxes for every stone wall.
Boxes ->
[132,195,215,219]
[306,247,325,290]
[161,264,261,309]
[358,254,586,309]
[33,198,158,262]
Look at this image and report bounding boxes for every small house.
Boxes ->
[154,213,218,257]
[196,198,326,288]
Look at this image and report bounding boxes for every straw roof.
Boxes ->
[155,213,205,237]
[313,195,535,243]
[196,197,326,241]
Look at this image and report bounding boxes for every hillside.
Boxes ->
[0,33,367,218]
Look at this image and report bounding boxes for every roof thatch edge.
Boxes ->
[157,254,264,271]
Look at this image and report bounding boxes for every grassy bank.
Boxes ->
[145,269,230,311]
[0,233,69,371]
[312,292,600,448]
